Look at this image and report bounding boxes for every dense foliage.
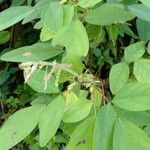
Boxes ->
[0,0,150,149]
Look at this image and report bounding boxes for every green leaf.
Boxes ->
[63,122,80,135]
[0,31,10,44]
[136,18,150,42]
[62,92,92,123]
[107,24,119,46]
[0,70,10,85]
[41,1,63,33]
[40,25,56,41]
[113,82,150,111]
[0,105,45,150]
[0,6,34,31]
[144,126,150,136]
[134,58,150,83]
[128,4,150,22]
[85,3,134,25]
[124,41,145,63]
[93,105,117,150]
[0,42,63,62]
[77,0,102,8]
[113,119,150,150]
[118,24,138,39]
[139,0,150,8]
[39,96,65,147]
[114,106,150,126]
[65,116,95,150]
[31,95,52,105]
[27,70,59,93]
[109,62,129,94]
[53,19,89,58]
[52,20,89,81]
[22,10,39,24]
[11,0,25,6]
[91,86,102,106]
[63,4,74,25]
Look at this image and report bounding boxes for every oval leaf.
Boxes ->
[109,62,130,94]
[0,42,62,62]
[136,18,150,42]
[41,1,63,32]
[124,41,145,63]
[113,82,150,111]
[65,116,95,150]
[134,59,150,83]
[0,6,34,31]
[52,20,89,81]
[39,96,65,147]
[85,3,134,25]
[0,105,45,150]
[113,119,150,150]
[128,4,150,22]
[93,105,117,150]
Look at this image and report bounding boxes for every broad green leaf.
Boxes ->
[134,58,150,83]
[93,105,117,150]
[63,4,74,25]
[53,20,89,58]
[52,20,89,81]
[41,1,63,33]
[85,3,134,25]
[139,0,150,8]
[128,4,150,22]
[62,92,92,123]
[0,31,10,44]
[124,41,145,63]
[77,0,102,8]
[114,106,150,126]
[0,105,45,150]
[113,82,150,111]
[136,18,150,42]
[39,96,65,147]
[0,42,63,62]
[109,62,129,94]
[113,119,150,150]
[0,6,34,31]
[27,70,59,93]
[65,116,95,150]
